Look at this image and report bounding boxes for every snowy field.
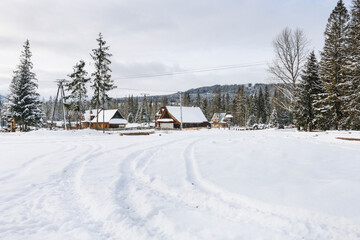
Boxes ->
[0,129,360,240]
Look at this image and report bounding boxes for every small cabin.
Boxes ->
[210,113,233,128]
[88,109,128,129]
[155,106,209,129]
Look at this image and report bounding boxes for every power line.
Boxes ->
[112,61,268,81]
[114,87,176,94]
[38,61,269,83]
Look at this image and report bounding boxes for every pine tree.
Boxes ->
[201,98,209,119]
[251,93,258,123]
[277,89,291,124]
[247,114,256,126]
[264,86,271,122]
[6,40,43,131]
[148,98,153,120]
[91,33,116,130]
[257,88,266,123]
[344,0,360,129]
[225,93,230,113]
[195,90,201,107]
[294,51,322,131]
[182,92,191,106]
[212,88,222,113]
[245,95,253,126]
[232,87,246,126]
[135,95,149,123]
[66,60,90,129]
[320,0,350,130]
[161,96,169,106]
[269,108,279,125]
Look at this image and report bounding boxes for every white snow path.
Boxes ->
[0,129,360,239]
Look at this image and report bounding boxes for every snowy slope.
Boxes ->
[0,129,360,239]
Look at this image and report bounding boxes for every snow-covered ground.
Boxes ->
[0,129,360,239]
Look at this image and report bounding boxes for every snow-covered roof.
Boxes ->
[165,106,208,123]
[91,109,127,124]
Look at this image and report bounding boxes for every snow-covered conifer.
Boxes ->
[91,33,116,130]
[257,88,267,124]
[195,90,201,107]
[343,0,360,129]
[269,108,278,125]
[231,87,246,126]
[319,0,350,130]
[294,51,322,131]
[7,40,43,131]
[66,60,90,129]
[212,89,222,113]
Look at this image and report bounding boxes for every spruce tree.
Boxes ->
[201,98,209,119]
[225,93,230,113]
[257,88,266,123]
[294,51,322,131]
[234,87,246,126]
[212,88,222,113]
[182,92,191,106]
[269,108,279,125]
[7,40,43,131]
[319,0,349,130]
[148,98,153,120]
[161,96,169,106]
[195,90,201,107]
[264,86,271,122]
[66,60,90,129]
[91,33,116,130]
[344,0,360,129]
[245,95,253,126]
[252,93,259,123]
[135,96,149,123]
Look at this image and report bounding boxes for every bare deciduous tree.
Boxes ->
[268,27,308,112]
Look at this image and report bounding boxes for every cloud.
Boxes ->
[0,0,353,98]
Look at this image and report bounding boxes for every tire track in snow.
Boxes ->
[110,135,360,240]
[112,136,199,240]
[58,141,155,240]
[0,140,95,238]
[0,143,75,183]
[182,138,360,240]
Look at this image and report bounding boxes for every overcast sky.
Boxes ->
[0,0,352,98]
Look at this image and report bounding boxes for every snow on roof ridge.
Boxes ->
[91,109,124,123]
[165,105,208,123]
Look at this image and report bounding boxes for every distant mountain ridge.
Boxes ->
[130,83,275,103]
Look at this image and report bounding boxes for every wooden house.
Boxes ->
[155,106,209,129]
[88,109,128,129]
[210,113,233,128]
[82,109,99,128]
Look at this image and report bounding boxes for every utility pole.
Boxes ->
[102,91,105,134]
[0,96,3,129]
[50,79,69,130]
[179,92,183,130]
